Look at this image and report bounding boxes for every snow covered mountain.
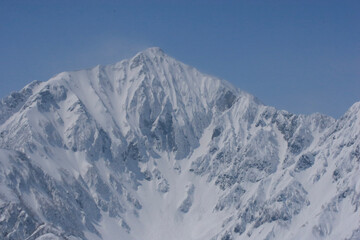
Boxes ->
[0,47,359,240]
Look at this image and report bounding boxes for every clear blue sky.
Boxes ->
[0,0,359,118]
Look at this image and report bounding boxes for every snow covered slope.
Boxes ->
[0,47,359,240]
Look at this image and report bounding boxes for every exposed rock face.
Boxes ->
[0,47,359,240]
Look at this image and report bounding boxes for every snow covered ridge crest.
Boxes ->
[0,47,359,240]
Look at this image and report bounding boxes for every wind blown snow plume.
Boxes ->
[0,47,359,240]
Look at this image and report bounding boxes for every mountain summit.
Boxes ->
[0,48,359,240]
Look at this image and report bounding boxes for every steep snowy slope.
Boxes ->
[0,47,359,240]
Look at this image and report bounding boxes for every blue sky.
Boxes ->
[0,0,359,118]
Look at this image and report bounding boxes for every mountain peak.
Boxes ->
[135,47,166,59]
[143,46,165,55]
